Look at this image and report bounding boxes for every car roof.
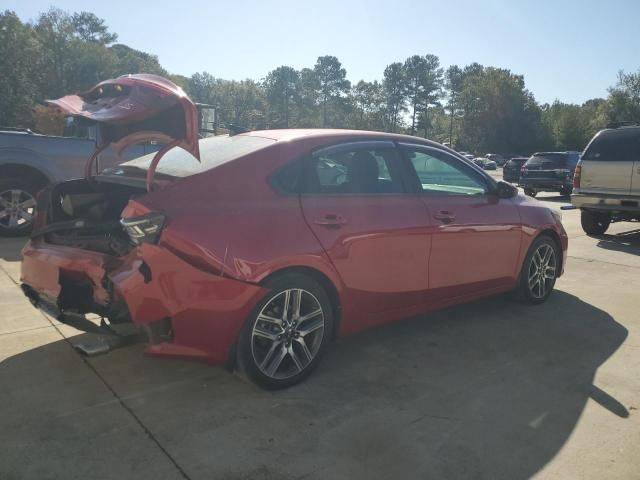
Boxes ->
[239,128,444,148]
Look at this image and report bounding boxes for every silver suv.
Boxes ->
[572,126,640,234]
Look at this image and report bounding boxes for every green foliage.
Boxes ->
[2,7,638,155]
[313,56,350,127]
[263,66,300,128]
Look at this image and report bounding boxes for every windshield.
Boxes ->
[120,135,276,177]
[526,153,567,169]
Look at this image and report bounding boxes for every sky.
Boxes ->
[5,0,640,104]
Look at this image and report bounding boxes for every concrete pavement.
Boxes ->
[0,189,639,480]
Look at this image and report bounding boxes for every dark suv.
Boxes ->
[503,157,528,183]
[519,152,580,197]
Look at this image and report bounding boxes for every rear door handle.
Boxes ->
[314,214,347,227]
[433,210,456,223]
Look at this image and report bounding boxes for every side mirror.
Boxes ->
[496,180,518,199]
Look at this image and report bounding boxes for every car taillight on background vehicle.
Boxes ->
[121,212,165,245]
[573,165,581,189]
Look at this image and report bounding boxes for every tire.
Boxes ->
[0,178,41,237]
[237,273,334,389]
[581,210,611,235]
[524,188,537,197]
[515,235,560,304]
[560,186,573,196]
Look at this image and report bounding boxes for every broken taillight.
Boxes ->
[121,212,165,245]
[573,165,581,189]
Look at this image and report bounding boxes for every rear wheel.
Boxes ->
[0,179,41,237]
[237,273,334,389]
[524,188,537,197]
[581,210,611,235]
[515,235,559,304]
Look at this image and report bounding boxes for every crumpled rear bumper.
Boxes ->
[21,240,267,365]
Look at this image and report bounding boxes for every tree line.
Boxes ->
[2,8,640,156]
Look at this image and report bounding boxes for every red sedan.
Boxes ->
[20,75,568,389]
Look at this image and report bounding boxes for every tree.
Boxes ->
[603,69,640,125]
[457,66,545,154]
[403,54,443,135]
[110,44,166,77]
[313,56,350,127]
[264,66,299,128]
[383,62,407,132]
[71,11,117,44]
[0,11,42,126]
[445,65,464,145]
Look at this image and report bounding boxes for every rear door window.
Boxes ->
[304,145,405,194]
[582,131,640,162]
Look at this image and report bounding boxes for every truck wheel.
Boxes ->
[581,210,611,235]
[560,186,573,196]
[0,179,40,237]
[524,188,537,197]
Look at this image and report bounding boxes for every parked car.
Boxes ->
[572,126,640,234]
[0,87,215,237]
[20,75,568,389]
[503,157,529,183]
[485,153,506,167]
[463,153,475,161]
[519,152,580,197]
[474,157,497,170]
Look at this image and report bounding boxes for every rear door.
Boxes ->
[400,144,522,301]
[299,141,431,323]
[580,129,637,195]
[523,153,567,180]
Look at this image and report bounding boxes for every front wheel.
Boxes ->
[237,273,334,389]
[524,188,537,197]
[581,210,611,235]
[515,235,559,304]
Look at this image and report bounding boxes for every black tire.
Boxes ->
[524,188,537,197]
[237,273,334,390]
[560,186,573,196]
[0,178,42,237]
[581,210,611,235]
[515,235,560,304]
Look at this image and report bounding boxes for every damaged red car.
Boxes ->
[20,74,568,389]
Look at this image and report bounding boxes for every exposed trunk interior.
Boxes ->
[37,178,146,256]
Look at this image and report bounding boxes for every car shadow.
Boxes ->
[0,290,628,479]
[532,194,572,204]
[595,228,640,256]
[0,237,26,262]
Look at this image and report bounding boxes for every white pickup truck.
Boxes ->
[572,126,640,234]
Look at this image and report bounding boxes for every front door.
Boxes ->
[400,145,523,301]
[299,141,431,330]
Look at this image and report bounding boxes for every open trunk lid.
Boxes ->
[46,74,200,191]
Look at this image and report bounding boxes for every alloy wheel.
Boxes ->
[251,288,325,380]
[527,244,556,299]
[0,189,36,230]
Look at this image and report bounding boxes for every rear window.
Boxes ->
[507,158,527,166]
[582,130,640,162]
[121,135,276,177]
[526,153,567,168]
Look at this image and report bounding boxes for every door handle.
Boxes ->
[433,210,456,223]
[314,214,347,227]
